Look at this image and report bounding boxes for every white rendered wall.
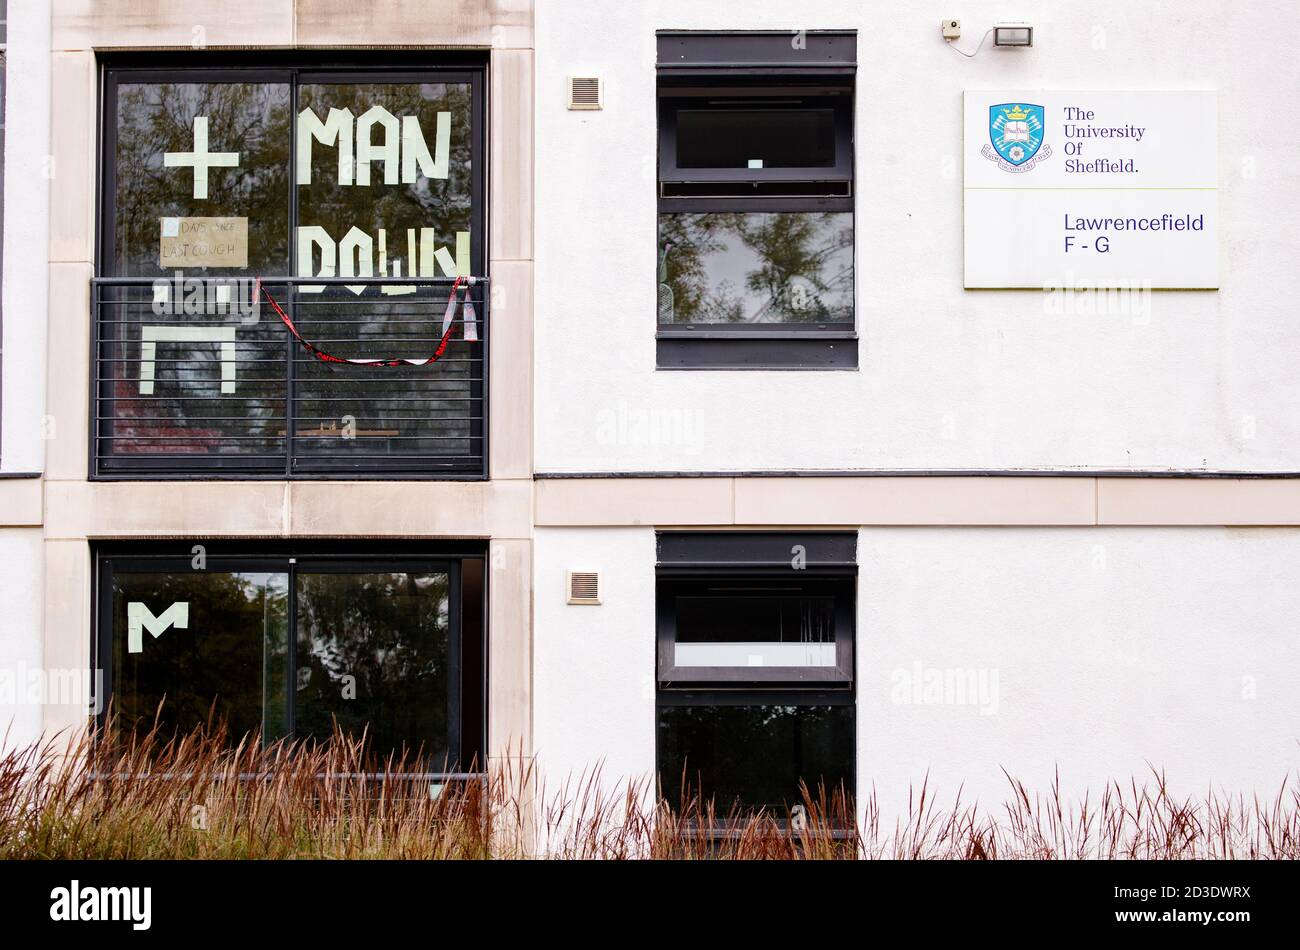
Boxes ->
[0,528,45,746]
[858,527,1300,818]
[533,526,1300,819]
[534,0,1300,473]
[0,2,51,749]
[533,527,657,798]
[1,0,50,472]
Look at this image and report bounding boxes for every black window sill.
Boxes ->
[656,330,858,370]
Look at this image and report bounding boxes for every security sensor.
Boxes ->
[994,23,1034,47]
[941,19,961,40]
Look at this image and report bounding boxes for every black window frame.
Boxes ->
[657,92,854,187]
[92,52,489,480]
[93,539,488,776]
[656,574,855,684]
[654,531,857,816]
[655,31,858,371]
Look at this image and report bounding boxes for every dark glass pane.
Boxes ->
[289,82,479,469]
[675,592,836,669]
[658,704,853,811]
[294,571,452,763]
[96,283,287,465]
[295,81,474,282]
[113,81,291,276]
[110,570,289,741]
[676,106,835,169]
[288,286,475,469]
[677,593,835,644]
[458,558,486,769]
[658,212,853,324]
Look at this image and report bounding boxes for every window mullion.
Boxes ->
[284,73,299,477]
[284,557,297,744]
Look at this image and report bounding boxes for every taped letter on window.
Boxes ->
[138,326,238,395]
[126,601,190,654]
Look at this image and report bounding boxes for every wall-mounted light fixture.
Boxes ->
[993,23,1034,47]
[944,19,1034,57]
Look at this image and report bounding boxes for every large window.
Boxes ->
[96,543,486,771]
[656,31,856,369]
[655,533,857,815]
[94,56,486,478]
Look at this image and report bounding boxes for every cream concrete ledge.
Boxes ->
[1097,478,1300,525]
[45,481,290,539]
[0,478,43,527]
[295,0,533,49]
[54,0,294,50]
[534,475,1300,527]
[734,476,1098,526]
[535,477,734,526]
[44,479,533,540]
[534,476,1095,527]
[289,479,532,539]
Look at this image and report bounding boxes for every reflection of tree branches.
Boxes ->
[658,212,741,322]
[113,82,477,458]
[116,82,290,275]
[661,212,852,324]
[741,214,852,323]
[113,571,287,742]
[294,572,451,759]
[659,703,852,812]
[296,83,473,249]
[116,83,290,445]
[291,84,476,449]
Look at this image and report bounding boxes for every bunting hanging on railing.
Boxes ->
[253,276,479,367]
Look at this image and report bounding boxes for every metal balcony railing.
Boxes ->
[91,276,487,479]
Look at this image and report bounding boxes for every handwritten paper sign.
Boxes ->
[159,216,249,268]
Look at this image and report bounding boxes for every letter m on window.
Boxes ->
[126,601,190,654]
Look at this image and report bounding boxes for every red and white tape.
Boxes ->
[253,276,479,367]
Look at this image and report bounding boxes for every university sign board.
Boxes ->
[963,90,1218,289]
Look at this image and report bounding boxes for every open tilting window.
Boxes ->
[656,31,857,369]
[93,55,486,478]
[95,542,486,772]
[657,576,854,683]
[655,532,857,816]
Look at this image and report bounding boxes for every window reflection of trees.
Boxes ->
[659,212,854,325]
[115,82,290,276]
[294,572,451,763]
[657,704,853,811]
[111,571,289,742]
[111,569,455,763]
[107,79,479,466]
[297,82,472,252]
[112,82,290,458]
[293,83,475,464]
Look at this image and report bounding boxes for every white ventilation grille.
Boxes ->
[568,76,601,110]
[567,571,600,605]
